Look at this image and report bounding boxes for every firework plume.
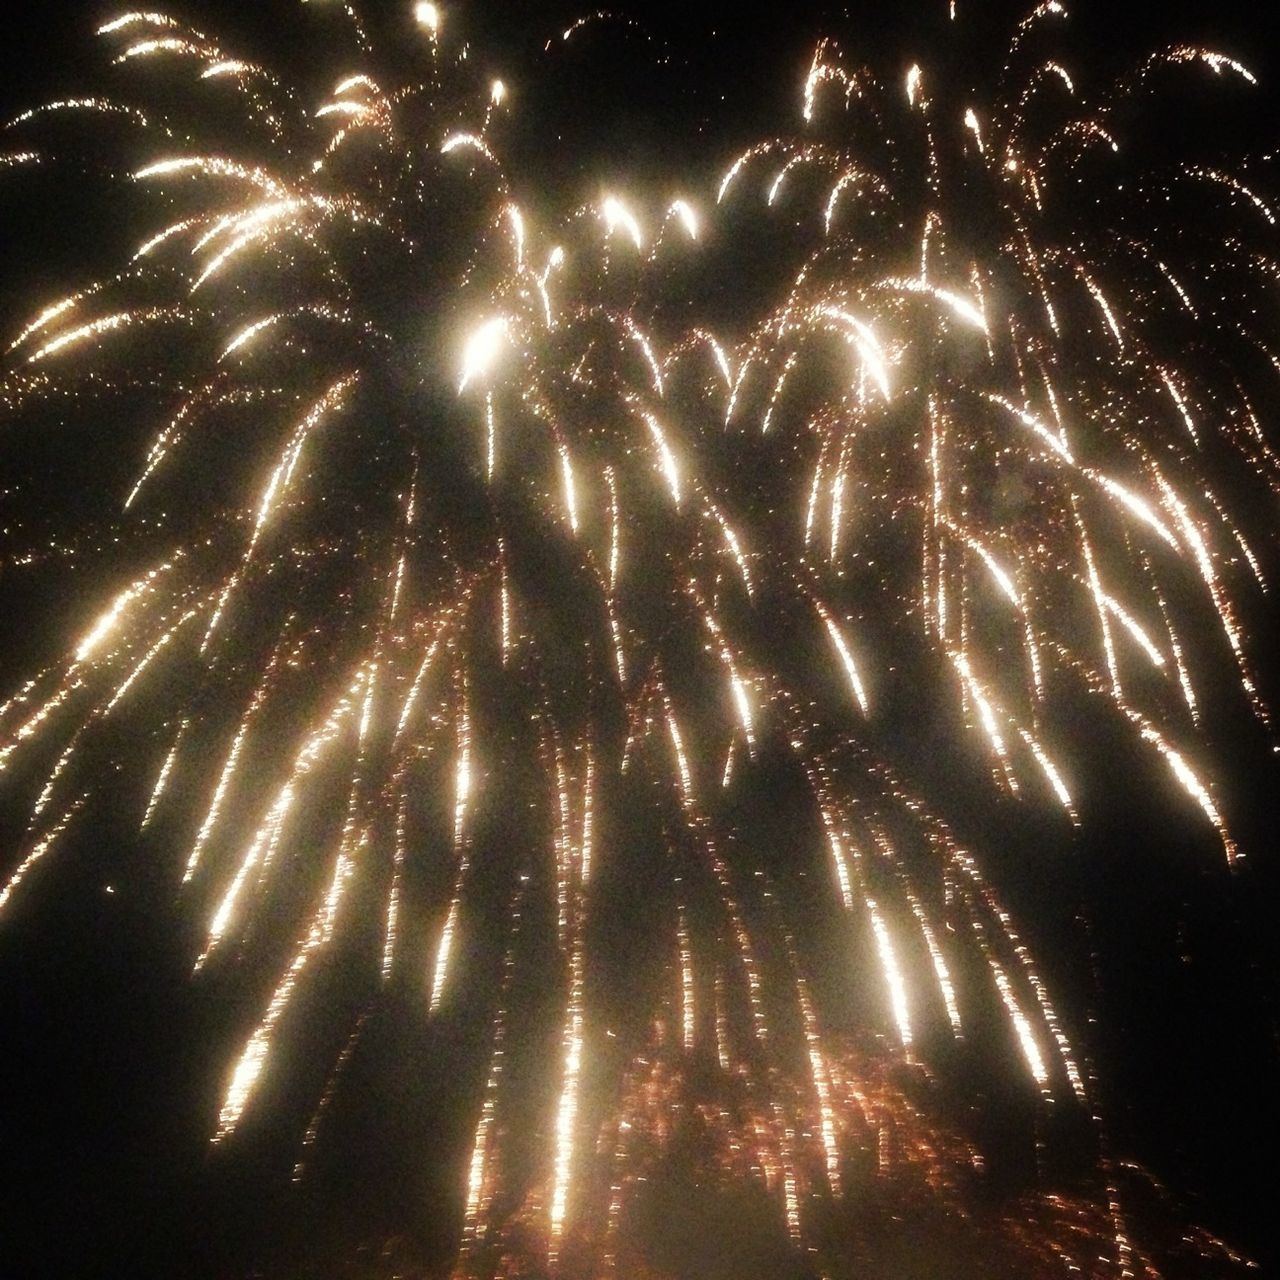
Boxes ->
[0,3,1272,1277]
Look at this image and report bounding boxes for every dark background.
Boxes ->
[1,3,1278,1277]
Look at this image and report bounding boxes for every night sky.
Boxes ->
[1,3,1278,1278]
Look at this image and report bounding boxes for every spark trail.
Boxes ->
[0,4,1272,1278]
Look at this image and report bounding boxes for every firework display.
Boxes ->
[0,3,1274,1277]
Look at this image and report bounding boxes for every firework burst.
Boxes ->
[0,3,1272,1277]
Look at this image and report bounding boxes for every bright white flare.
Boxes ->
[601,195,643,249]
[414,2,439,35]
[458,317,509,392]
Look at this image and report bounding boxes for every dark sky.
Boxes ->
[1,3,1278,1279]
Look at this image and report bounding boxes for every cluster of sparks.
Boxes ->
[0,2,1274,1277]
